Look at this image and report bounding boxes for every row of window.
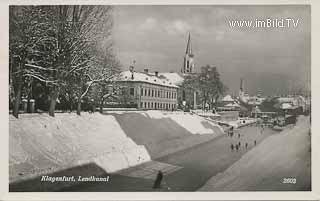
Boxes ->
[140,101,176,110]
[140,88,177,99]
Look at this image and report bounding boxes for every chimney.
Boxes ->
[144,69,149,74]
[129,66,134,80]
[155,71,159,77]
[129,66,134,72]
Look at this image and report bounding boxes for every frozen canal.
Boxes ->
[61,124,279,191]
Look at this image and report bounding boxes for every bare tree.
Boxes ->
[9,6,57,118]
[10,6,117,117]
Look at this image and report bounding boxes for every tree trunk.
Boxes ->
[13,83,22,118]
[49,91,59,117]
[99,99,103,113]
[77,99,81,115]
[69,99,73,112]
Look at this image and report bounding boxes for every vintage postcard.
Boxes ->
[1,0,319,200]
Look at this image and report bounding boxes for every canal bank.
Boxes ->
[60,122,279,191]
[199,116,311,191]
[9,111,223,191]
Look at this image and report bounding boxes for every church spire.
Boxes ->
[185,32,192,55]
[182,32,195,74]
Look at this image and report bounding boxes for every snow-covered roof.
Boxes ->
[116,71,179,88]
[278,97,295,103]
[225,103,240,107]
[159,72,184,85]
[222,95,234,102]
[225,103,234,107]
[232,103,240,107]
[281,103,293,109]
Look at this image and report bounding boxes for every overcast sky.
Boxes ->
[112,5,310,96]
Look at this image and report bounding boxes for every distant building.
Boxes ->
[114,67,179,110]
[239,78,265,106]
[275,95,307,112]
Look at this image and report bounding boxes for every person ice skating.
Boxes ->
[235,144,239,152]
[245,142,248,149]
[230,127,234,138]
[238,141,241,147]
[153,170,163,189]
[231,144,234,152]
[238,133,240,138]
[254,140,257,146]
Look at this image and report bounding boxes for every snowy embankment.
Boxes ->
[199,116,311,191]
[109,110,224,158]
[10,111,223,184]
[9,113,150,183]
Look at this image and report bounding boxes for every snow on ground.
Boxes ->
[9,113,151,183]
[10,111,223,183]
[146,110,224,134]
[112,111,224,159]
[199,116,311,191]
[228,118,258,128]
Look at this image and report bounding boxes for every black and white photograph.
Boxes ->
[7,4,312,193]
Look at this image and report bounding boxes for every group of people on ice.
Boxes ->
[227,126,258,152]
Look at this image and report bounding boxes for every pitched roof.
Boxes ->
[222,95,234,102]
[116,71,179,88]
[159,72,184,85]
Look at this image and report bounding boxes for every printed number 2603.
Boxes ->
[282,178,296,184]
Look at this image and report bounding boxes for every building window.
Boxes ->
[144,102,147,108]
[158,91,160,97]
[141,102,143,108]
[145,89,147,96]
[141,88,143,96]
[148,102,150,108]
[130,88,134,96]
[148,89,150,96]
[166,91,168,98]
[152,90,154,97]
[151,102,153,108]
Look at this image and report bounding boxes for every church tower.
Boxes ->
[239,78,245,97]
[182,33,195,74]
